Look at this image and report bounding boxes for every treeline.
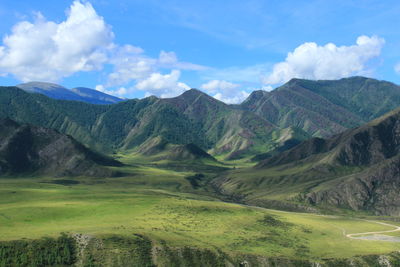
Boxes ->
[0,233,76,267]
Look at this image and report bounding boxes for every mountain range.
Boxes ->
[2,76,400,216]
[3,76,400,161]
[213,107,400,215]
[241,76,400,137]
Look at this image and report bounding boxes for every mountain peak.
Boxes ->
[181,88,208,97]
[175,88,217,103]
[17,81,67,92]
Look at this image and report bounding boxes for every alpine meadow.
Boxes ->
[1,1,400,267]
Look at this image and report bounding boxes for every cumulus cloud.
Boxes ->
[106,45,155,87]
[201,80,249,104]
[105,49,206,88]
[0,1,113,82]
[0,0,202,99]
[263,35,385,85]
[135,70,190,98]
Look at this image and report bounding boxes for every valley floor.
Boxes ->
[1,161,400,264]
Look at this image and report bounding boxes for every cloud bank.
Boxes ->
[263,35,385,85]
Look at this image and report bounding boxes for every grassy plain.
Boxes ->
[0,156,399,261]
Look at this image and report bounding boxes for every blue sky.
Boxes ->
[0,0,399,103]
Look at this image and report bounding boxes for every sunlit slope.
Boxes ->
[0,178,399,260]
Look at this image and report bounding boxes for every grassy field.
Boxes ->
[0,161,399,261]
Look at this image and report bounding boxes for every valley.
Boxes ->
[2,77,400,266]
[1,151,400,266]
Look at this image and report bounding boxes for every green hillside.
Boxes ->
[0,87,279,159]
[241,76,400,137]
[213,107,400,215]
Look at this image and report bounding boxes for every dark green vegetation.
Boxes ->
[214,107,400,216]
[0,233,76,267]
[0,118,121,177]
[241,76,400,137]
[4,233,399,267]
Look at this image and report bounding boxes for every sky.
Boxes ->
[0,0,399,103]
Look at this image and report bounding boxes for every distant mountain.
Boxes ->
[0,118,121,177]
[0,87,283,159]
[214,108,400,215]
[241,76,400,137]
[17,82,123,105]
[71,87,124,104]
[17,82,83,101]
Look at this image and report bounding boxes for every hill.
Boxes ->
[17,82,123,104]
[241,76,400,137]
[136,136,216,161]
[213,108,400,215]
[0,86,282,159]
[0,118,121,177]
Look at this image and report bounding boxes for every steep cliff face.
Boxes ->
[0,118,121,177]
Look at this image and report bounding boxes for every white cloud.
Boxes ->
[0,1,202,99]
[106,45,156,87]
[262,85,273,91]
[263,35,385,85]
[0,1,113,82]
[135,70,190,98]
[395,63,400,74]
[105,49,206,88]
[200,80,249,104]
[96,84,128,97]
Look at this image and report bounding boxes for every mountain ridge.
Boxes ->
[214,107,400,215]
[17,81,123,105]
[241,76,400,138]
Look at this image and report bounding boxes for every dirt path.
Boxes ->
[239,203,400,242]
[344,220,400,242]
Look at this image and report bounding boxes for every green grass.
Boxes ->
[0,173,399,260]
